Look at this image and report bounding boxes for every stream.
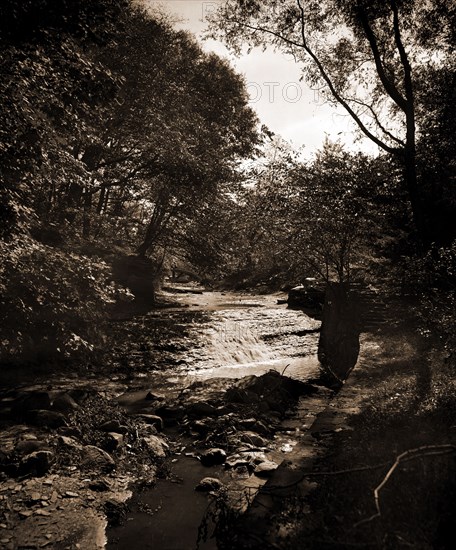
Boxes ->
[106,290,325,550]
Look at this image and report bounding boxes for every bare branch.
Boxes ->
[294,0,402,156]
[355,444,456,528]
[341,96,405,146]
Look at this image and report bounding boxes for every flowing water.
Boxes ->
[107,291,324,550]
[115,291,322,393]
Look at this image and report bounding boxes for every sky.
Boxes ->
[144,0,378,158]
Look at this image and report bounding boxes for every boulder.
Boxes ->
[195,477,224,492]
[98,420,129,434]
[154,405,185,426]
[51,393,79,414]
[225,454,250,470]
[134,414,164,431]
[240,432,267,448]
[239,418,269,435]
[190,420,210,436]
[200,448,227,467]
[254,460,279,477]
[13,392,51,415]
[186,402,218,417]
[287,285,325,315]
[102,432,124,452]
[225,388,260,405]
[143,435,168,458]
[80,445,115,472]
[25,410,67,429]
[19,450,54,477]
[15,440,48,456]
[58,435,82,450]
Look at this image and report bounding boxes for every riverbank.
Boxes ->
[0,291,325,549]
[241,318,456,549]
[2,291,453,549]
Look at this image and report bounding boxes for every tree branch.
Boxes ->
[354,444,456,528]
[356,3,407,113]
[295,0,402,156]
[342,96,405,146]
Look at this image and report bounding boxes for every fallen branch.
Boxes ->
[354,444,456,528]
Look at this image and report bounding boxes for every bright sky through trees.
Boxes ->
[144,0,379,157]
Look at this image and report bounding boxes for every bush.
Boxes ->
[0,236,116,365]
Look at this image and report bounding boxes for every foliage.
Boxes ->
[0,236,117,364]
[0,0,260,364]
[207,0,456,243]
[218,138,391,286]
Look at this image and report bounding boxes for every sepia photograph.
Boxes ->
[1,1,455,548]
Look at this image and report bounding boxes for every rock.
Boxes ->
[254,460,279,477]
[102,433,124,452]
[134,414,164,431]
[98,420,129,434]
[239,418,269,435]
[79,445,115,473]
[200,448,227,467]
[57,426,82,438]
[57,435,82,450]
[104,499,128,527]
[195,477,224,492]
[51,393,79,414]
[186,402,218,417]
[225,454,250,470]
[145,391,160,401]
[240,432,267,447]
[15,440,48,456]
[19,451,54,477]
[88,479,111,492]
[66,389,89,403]
[34,509,51,516]
[225,388,260,405]
[13,392,51,415]
[190,420,210,436]
[287,284,325,313]
[25,410,67,429]
[154,405,185,426]
[143,435,168,458]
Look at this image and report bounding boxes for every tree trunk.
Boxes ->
[318,282,361,388]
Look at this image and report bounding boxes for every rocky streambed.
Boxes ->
[0,291,332,549]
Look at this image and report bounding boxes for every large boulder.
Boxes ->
[12,392,51,415]
[79,445,115,472]
[25,410,68,429]
[200,448,227,467]
[19,450,54,477]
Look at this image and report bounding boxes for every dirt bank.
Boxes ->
[238,323,456,549]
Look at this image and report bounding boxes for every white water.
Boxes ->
[161,291,321,383]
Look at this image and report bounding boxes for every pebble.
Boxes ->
[64,491,79,498]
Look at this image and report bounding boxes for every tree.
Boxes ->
[207,0,456,242]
